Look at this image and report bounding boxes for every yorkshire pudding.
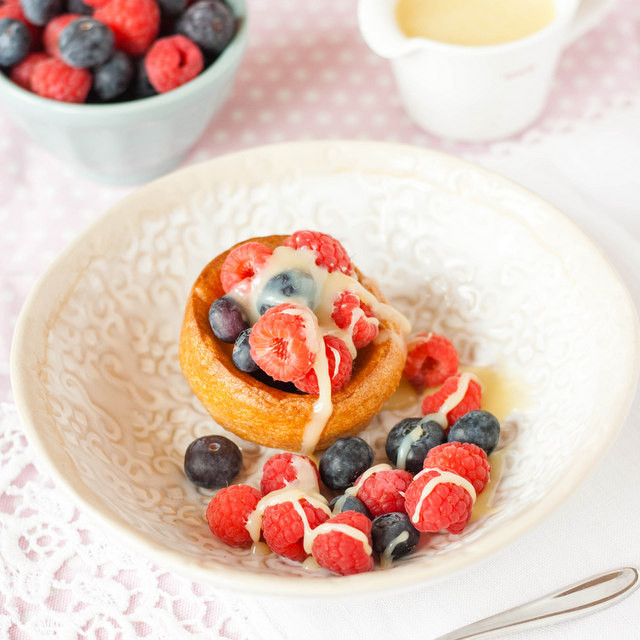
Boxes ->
[179,235,408,452]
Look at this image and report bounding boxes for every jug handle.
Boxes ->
[358,0,424,59]
[563,0,616,48]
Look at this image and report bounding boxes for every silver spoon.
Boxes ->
[432,566,639,640]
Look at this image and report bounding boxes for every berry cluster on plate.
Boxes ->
[0,0,236,103]
[208,230,380,395]
[184,328,503,576]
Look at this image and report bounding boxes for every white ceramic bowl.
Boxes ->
[0,0,247,185]
[11,141,639,597]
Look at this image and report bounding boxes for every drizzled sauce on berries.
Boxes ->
[227,244,410,454]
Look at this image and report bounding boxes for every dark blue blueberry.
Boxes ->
[232,328,258,373]
[176,0,235,56]
[385,417,446,474]
[59,17,114,68]
[92,51,134,101]
[208,295,249,343]
[184,435,242,488]
[448,410,501,455]
[133,57,157,99]
[249,366,303,394]
[319,437,374,491]
[0,18,30,67]
[156,0,187,18]
[329,494,372,519]
[19,0,62,26]
[371,512,420,563]
[256,269,317,316]
[66,0,93,15]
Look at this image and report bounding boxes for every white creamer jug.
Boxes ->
[358,0,615,141]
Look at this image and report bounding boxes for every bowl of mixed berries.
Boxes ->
[0,0,247,183]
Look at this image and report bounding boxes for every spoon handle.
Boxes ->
[433,566,639,640]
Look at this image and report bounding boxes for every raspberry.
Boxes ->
[260,452,320,495]
[145,34,203,93]
[82,0,112,7]
[9,51,48,89]
[249,303,321,383]
[94,0,160,57]
[404,332,459,390]
[331,291,378,349]
[283,230,354,275]
[43,13,80,57]
[205,484,262,548]
[424,442,491,495]
[311,511,374,576]
[404,468,475,534]
[354,467,413,517]
[31,57,92,102]
[219,241,273,293]
[293,335,352,394]
[261,496,329,561]
[421,372,482,427]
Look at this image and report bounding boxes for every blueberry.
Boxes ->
[371,512,420,563]
[66,0,93,15]
[19,0,62,26]
[385,417,446,474]
[256,269,318,316]
[249,366,303,394]
[319,437,374,491]
[232,328,258,373]
[132,57,157,99]
[448,410,501,455]
[329,494,372,519]
[184,434,242,488]
[208,295,249,343]
[0,18,30,67]
[92,51,134,101]
[176,0,235,57]
[59,17,114,68]
[156,0,187,18]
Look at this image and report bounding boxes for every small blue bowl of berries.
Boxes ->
[0,0,247,184]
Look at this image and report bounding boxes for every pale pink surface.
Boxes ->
[1,0,639,637]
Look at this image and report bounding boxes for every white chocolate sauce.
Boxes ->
[395,423,424,471]
[379,530,410,569]
[344,463,392,499]
[245,487,331,544]
[423,371,480,428]
[410,468,476,525]
[229,245,411,454]
[304,521,373,556]
[290,454,320,493]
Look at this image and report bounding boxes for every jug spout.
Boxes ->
[358,0,424,59]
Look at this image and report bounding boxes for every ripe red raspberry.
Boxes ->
[206,484,262,548]
[354,467,413,517]
[260,452,320,495]
[42,13,80,57]
[261,496,329,562]
[421,372,482,427]
[9,51,49,90]
[31,58,92,103]
[145,34,203,93]
[249,303,321,383]
[220,241,273,293]
[82,0,112,7]
[404,468,475,534]
[404,332,459,390]
[331,291,378,349]
[293,335,352,394]
[311,511,374,576]
[94,0,160,57]
[424,442,491,495]
[283,230,354,275]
